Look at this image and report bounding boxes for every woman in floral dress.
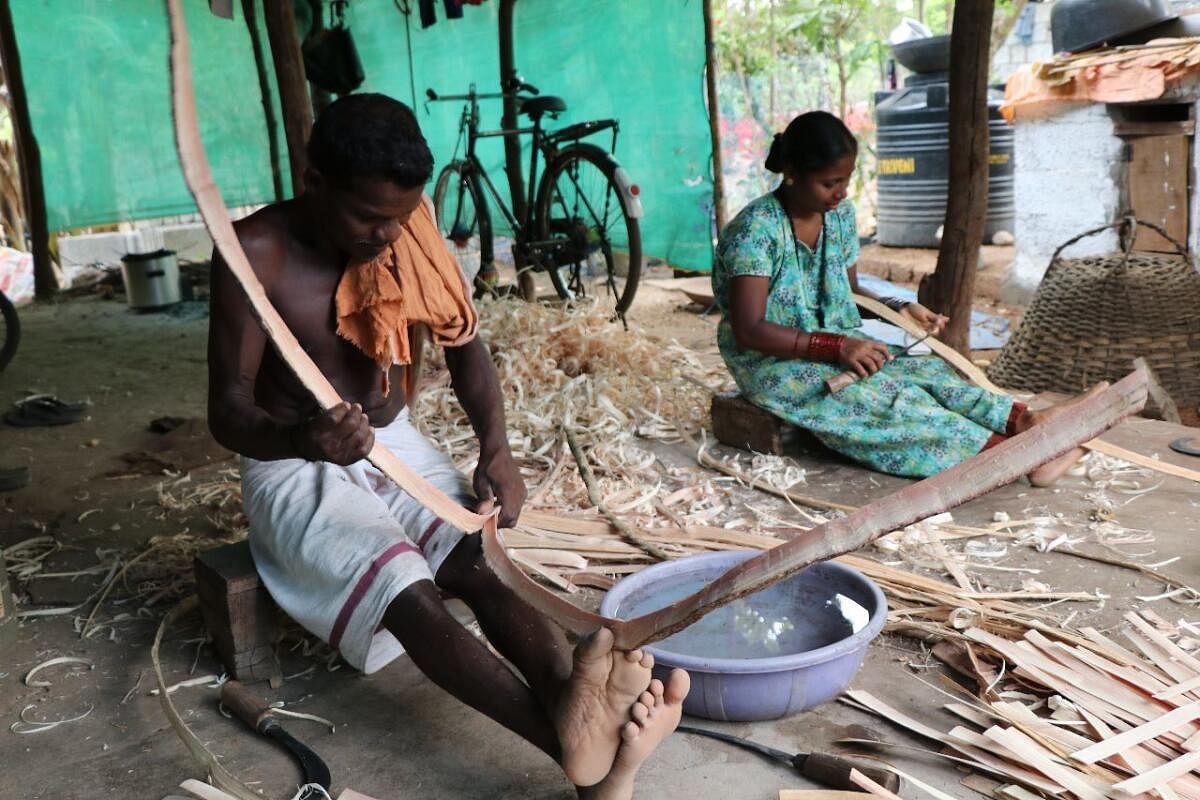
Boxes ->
[712,111,1094,483]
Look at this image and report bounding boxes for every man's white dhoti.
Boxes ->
[241,408,472,674]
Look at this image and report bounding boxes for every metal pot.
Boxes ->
[1051,0,1176,53]
[890,34,950,74]
[120,249,181,310]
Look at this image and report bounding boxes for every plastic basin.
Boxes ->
[599,551,887,722]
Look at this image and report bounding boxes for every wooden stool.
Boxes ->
[194,540,281,686]
[710,391,814,456]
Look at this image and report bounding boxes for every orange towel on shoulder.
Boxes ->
[334,197,478,395]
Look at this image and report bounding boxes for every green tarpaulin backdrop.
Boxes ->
[11,0,714,271]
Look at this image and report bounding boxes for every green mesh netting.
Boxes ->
[354,1,714,272]
[11,0,289,232]
[12,0,714,272]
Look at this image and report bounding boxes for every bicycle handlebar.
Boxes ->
[426,87,507,103]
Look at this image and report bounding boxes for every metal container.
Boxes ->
[890,34,950,74]
[600,551,886,722]
[874,78,1015,248]
[120,249,181,310]
[1051,0,1175,53]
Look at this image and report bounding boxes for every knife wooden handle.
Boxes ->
[220,679,273,733]
[825,370,859,394]
[796,752,901,793]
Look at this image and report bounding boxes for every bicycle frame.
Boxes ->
[431,86,620,259]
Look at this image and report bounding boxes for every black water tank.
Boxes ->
[874,74,1015,248]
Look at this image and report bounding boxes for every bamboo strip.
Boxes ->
[985,726,1109,800]
[1115,751,1200,795]
[1073,704,1200,764]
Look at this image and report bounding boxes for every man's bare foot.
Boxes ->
[1019,382,1109,487]
[557,628,655,787]
[580,670,691,800]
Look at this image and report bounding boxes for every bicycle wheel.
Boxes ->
[432,160,494,293]
[0,289,18,371]
[535,143,642,317]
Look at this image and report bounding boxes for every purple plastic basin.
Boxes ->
[599,551,886,722]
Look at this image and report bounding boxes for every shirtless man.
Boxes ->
[206,93,688,797]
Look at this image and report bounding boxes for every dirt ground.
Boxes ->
[2,272,1200,800]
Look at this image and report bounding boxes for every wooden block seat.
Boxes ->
[194,540,282,686]
[710,391,821,456]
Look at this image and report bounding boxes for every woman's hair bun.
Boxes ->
[764,133,786,173]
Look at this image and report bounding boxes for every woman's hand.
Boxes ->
[839,337,893,378]
[901,303,949,335]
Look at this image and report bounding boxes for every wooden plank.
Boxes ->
[778,793,867,800]
[1126,134,1191,253]
[1073,703,1200,764]
[1115,120,1196,137]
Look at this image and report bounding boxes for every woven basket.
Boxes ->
[988,217,1200,407]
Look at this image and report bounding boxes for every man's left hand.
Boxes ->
[901,302,949,336]
[473,448,526,528]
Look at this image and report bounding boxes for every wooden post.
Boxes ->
[703,0,727,232]
[498,0,525,222]
[0,0,53,299]
[242,0,284,202]
[263,0,312,193]
[498,0,536,299]
[917,0,994,355]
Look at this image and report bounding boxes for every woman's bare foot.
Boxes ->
[580,670,691,800]
[1020,382,1109,487]
[556,628,655,787]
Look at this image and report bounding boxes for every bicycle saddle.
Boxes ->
[519,95,567,119]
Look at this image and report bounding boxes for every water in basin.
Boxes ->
[617,567,871,660]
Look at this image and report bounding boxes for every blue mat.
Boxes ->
[857,273,1010,350]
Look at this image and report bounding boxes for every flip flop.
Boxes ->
[0,465,31,491]
[3,395,90,427]
[1170,437,1200,457]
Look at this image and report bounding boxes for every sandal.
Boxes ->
[3,395,90,427]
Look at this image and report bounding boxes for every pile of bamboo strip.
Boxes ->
[844,610,1200,799]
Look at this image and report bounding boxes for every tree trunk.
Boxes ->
[918,0,994,355]
[703,0,727,231]
[0,0,53,299]
[242,0,284,203]
[497,0,536,300]
[263,0,312,193]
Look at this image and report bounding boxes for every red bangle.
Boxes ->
[806,332,846,362]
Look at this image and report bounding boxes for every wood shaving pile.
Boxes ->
[846,610,1200,799]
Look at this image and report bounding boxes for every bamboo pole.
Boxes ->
[241,0,285,202]
[0,0,53,299]
[263,0,312,192]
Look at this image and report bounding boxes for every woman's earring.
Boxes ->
[784,177,795,186]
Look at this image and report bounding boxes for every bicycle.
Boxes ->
[0,288,18,371]
[427,79,644,318]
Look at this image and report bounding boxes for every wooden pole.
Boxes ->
[917,0,994,355]
[241,0,284,202]
[498,0,536,299]
[498,0,525,222]
[263,0,312,193]
[703,0,727,231]
[0,0,53,299]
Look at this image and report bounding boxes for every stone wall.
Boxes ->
[1004,102,1123,303]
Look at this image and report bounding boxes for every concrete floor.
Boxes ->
[1,293,1198,800]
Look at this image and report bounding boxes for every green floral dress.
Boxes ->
[712,193,1014,478]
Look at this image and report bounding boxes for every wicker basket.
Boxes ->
[988,217,1200,407]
